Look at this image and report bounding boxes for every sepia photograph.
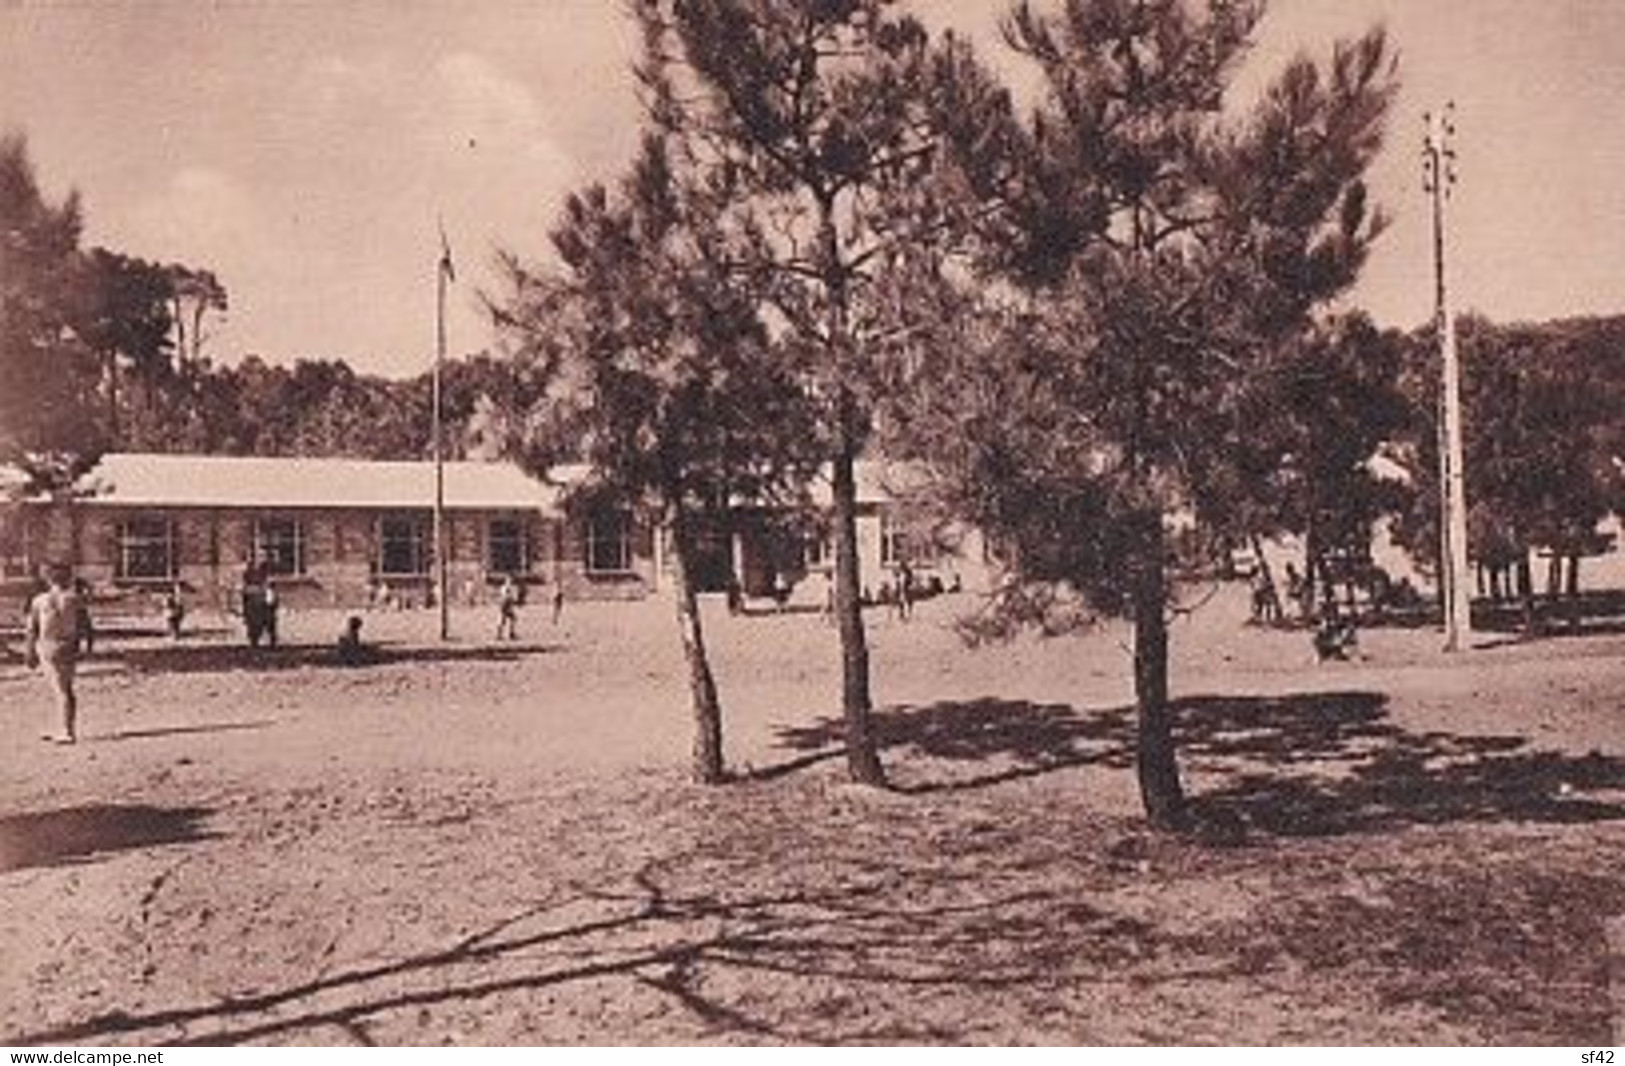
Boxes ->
[1,0,1622,1048]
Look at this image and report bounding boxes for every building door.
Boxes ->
[684,513,734,593]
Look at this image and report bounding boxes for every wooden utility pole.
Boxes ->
[1425,104,1473,651]
[434,224,454,642]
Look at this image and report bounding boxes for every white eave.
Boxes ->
[63,453,566,513]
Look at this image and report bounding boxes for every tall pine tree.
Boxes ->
[635,0,1015,785]
[494,135,818,783]
[890,1,1397,826]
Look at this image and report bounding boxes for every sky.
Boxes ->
[4,1,1625,379]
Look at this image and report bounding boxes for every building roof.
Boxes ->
[804,459,931,508]
[9,452,926,514]
[70,453,565,513]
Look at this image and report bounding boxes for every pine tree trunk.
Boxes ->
[832,425,886,786]
[1517,554,1537,636]
[1303,519,1321,619]
[104,351,120,443]
[1565,554,1582,633]
[669,510,724,784]
[1248,532,1274,589]
[817,188,884,788]
[1133,511,1186,830]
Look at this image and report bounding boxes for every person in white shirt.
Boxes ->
[496,575,520,641]
[24,564,93,745]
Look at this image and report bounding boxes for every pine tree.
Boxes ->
[634,0,1014,785]
[494,135,818,783]
[0,132,105,488]
[891,1,1397,827]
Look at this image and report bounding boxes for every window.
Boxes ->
[0,551,29,580]
[252,518,306,577]
[0,521,32,580]
[880,511,905,568]
[911,529,941,568]
[487,518,529,575]
[117,517,177,581]
[880,511,939,569]
[378,516,429,576]
[802,529,832,570]
[585,509,634,575]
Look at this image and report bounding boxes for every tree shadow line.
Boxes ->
[10,701,1620,1044]
[771,691,1624,837]
[0,803,218,874]
[102,640,559,676]
[92,720,276,744]
[9,860,1225,1046]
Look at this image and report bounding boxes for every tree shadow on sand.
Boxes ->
[771,691,1625,837]
[9,750,1620,1044]
[22,841,1614,1046]
[110,641,558,676]
[8,863,1192,1046]
[768,697,1136,791]
[95,720,275,743]
[0,804,217,874]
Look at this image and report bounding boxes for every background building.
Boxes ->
[2,453,993,616]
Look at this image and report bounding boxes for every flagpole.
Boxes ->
[434,225,451,642]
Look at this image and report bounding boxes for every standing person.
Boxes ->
[1284,563,1305,619]
[262,583,279,648]
[241,555,269,647]
[896,560,914,621]
[163,583,186,640]
[496,574,520,641]
[1250,566,1281,624]
[550,583,565,626]
[1289,561,1315,621]
[23,564,92,745]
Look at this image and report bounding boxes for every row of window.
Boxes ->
[111,513,637,582]
[52,511,936,582]
[802,514,940,570]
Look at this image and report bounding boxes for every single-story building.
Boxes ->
[0,453,648,612]
[0,453,993,613]
[728,460,992,606]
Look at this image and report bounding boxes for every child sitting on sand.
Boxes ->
[335,614,375,666]
[1313,601,1359,662]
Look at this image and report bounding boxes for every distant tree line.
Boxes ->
[1,131,544,486]
[127,350,548,462]
[1391,314,1625,621]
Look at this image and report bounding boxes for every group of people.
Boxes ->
[1246,560,1362,662]
[13,559,576,742]
[734,561,934,621]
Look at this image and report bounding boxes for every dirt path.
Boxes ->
[2,589,1621,1044]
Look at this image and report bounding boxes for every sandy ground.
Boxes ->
[0,588,1621,1045]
